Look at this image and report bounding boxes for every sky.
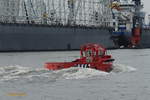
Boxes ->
[142,0,150,24]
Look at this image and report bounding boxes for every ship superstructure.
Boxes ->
[111,0,145,48]
[0,0,20,22]
[0,0,149,51]
[0,0,113,27]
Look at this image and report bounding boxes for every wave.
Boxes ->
[55,67,109,79]
[0,65,49,81]
[111,63,136,73]
[0,63,136,81]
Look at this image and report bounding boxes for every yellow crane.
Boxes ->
[109,2,122,11]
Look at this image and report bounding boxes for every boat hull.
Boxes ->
[0,23,150,51]
[0,23,114,51]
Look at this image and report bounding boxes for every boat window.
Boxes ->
[93,51,97,56]
[105,51,107,55]
[82,51,86,57]
[85,50,92,62]
[98,50,104,57]
[86,50,92,57]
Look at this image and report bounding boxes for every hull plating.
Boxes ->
[0,23,114,51]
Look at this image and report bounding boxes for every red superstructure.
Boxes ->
[44,43,114,72]
[131,26,141,47]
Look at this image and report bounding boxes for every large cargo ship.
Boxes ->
[0,0,149,51]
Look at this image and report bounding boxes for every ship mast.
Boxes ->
[29,0,36,17]
[0,0,20,23]
[68,0,75,25]
[23,1,30,24]
[132,0,144,28]
[0,0,113,27]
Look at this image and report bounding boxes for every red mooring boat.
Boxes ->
[44,43,115,72]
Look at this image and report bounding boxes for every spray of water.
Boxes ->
[112,63,136,73]
[0,63,136,81]
[0,65,49,81]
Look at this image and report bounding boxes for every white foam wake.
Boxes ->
[55,67,109,79]
[0,65,49,81]
[54,63,136,79]
[0,63,136,81]
[111,63,136,73]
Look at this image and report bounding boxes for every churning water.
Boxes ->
[0,64,135,81]
[0,49,150,100]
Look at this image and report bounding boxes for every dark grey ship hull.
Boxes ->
[140,29,150,48]
[0,23,115,51]
[0,23,150,51]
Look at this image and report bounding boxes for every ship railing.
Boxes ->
[0,15,113,28]
[143,25,150,30]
